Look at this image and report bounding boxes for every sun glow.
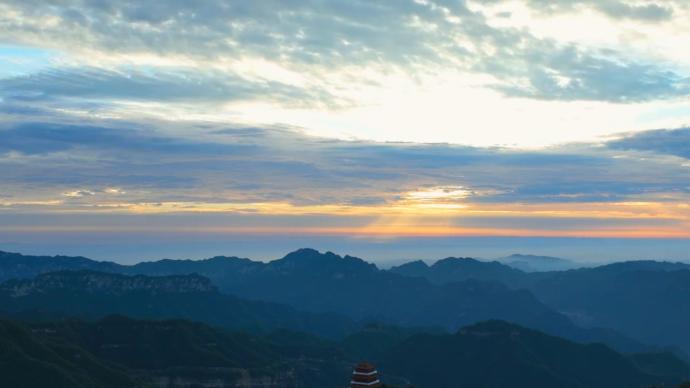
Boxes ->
[4,186,690,238]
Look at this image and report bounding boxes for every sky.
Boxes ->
[1,0,690,264]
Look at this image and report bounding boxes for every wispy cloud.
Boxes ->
[0,0,687,104]
[521,0,675,22]
[0,66,339,108]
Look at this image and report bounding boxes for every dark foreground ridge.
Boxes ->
[2,315,689,388]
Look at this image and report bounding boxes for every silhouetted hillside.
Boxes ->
[0,319,136,388]
[31,315,352,386]
[6,316,688,388]
[0,270,355,338]
[527,264,690,354]
[389,255,690,354]
[390,256,527,286]
[0,251,124,282]
[381,321,683,388]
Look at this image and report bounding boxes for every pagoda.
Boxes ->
[350,361,382,387]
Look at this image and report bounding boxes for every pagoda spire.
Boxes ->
[350,361,382,387]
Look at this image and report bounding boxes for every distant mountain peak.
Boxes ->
[499,253,576,272]
[280,248,334,261]
[460,319,532,335]
[596,260,690,272]
[433,257,488,268]
[276,248,376,271]
[393,260,429,270]
[387,260,429,277]
[207,255,251,262]
[505,253,569,262]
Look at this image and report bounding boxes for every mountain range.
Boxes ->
[0,250,644,353]
[2,248,690,355]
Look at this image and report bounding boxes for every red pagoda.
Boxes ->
[350,361,382,387]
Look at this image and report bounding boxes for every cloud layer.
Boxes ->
[1,0,688,104]
[1,1,690,243]
[1,112,690,238]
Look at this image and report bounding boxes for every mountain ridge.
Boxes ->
[0,269,356,338]
[4,248,690,354]
[1,270,216,297]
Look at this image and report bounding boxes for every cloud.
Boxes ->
[0,121,257,155]
[0,118,355,203]
[0,66,338,108]
[488,43,690,102]
[608,127,690,159]
[1,110,690,241]
[63,190,96,198]
[1,1,689,241]
[0,0,686,103]
[1,113,689,211]
[524,0,675,22]
[0,1,454,67]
